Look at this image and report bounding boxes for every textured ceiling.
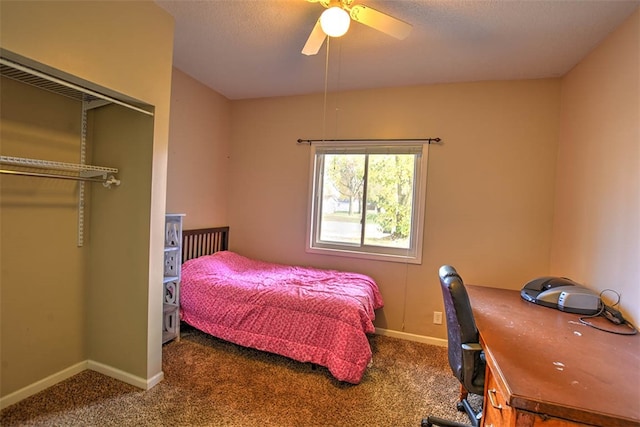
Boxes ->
[156,0,639,100]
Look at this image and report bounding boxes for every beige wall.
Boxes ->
[228,80,561,338]
[0,0,174,399]
[166,68,231,229]
[551,9,639,326]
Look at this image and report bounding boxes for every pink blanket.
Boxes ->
[180,251,383,384]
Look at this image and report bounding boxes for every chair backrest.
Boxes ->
[439,265,481,390]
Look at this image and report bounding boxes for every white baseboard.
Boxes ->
[87,360,163,390]
[146,371,165,390]
[1,330,435,410]
[0,361,87,410]
[1,361,164,410]
[375,327,448,347]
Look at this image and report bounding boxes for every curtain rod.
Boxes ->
[296,138,442,145]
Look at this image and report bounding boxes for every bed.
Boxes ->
[179,227,384,384]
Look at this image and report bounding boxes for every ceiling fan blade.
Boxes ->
[302,19,327,56]
[349,4,412,40]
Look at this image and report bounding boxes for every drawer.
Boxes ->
[162,305,180,344]
[483,368,514,427]
[514,411,593,427]
[164,249,180,278]
[164,280,179,304]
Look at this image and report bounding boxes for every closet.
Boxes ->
[0,54,156,404]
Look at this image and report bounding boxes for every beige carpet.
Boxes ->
[1,325,480,426]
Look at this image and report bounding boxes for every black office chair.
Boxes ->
[421,265,485,427]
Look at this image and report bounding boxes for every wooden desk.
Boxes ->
[466,285,640,427]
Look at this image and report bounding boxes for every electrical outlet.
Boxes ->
[433,311,443,325]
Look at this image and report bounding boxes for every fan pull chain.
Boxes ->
[322,37,331,141]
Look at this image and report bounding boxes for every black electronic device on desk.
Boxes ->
[520,277,602,315]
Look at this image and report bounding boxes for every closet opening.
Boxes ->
[1,50,157,407]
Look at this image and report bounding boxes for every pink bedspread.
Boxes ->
[180,251,383,384]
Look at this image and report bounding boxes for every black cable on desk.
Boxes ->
[578,289,638,335]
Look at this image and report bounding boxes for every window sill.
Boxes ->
[306,246,422,265]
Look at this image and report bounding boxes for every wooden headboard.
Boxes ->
[182,227,229,263]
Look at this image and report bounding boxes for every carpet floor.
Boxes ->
[1,325,481,426]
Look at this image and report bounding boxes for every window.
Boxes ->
[306,143,428,263]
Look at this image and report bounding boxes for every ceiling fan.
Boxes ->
[302,0,412,56]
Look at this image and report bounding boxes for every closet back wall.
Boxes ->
[0,78,86,394]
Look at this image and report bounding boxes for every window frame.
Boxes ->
[305,142,428,264]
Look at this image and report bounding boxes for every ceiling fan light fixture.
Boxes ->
[320,6,351,37]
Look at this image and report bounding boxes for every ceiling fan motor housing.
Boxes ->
[302,0,413,55]
[319,0,355,9]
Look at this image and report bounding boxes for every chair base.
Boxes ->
[421,397,482,427]
[421,416,471,427]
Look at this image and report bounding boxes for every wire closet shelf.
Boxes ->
[0,54,156,245]
[0,156,120,187]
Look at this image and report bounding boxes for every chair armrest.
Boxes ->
[461,343,482,352]
[461,342,486,394]
[462,342,485,364]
